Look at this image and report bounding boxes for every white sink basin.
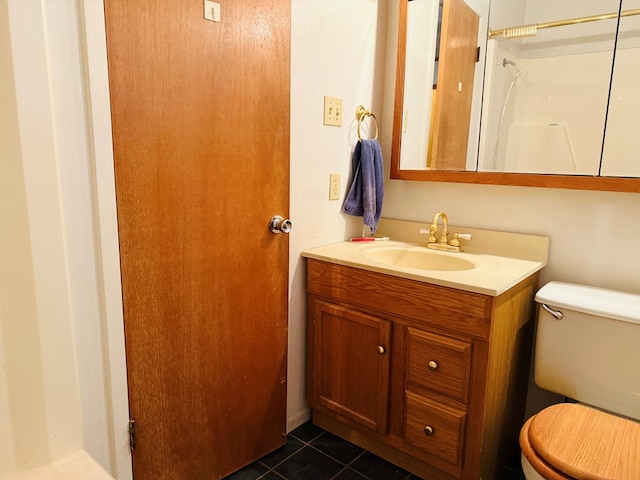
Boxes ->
[302,219,549,296]
[364,246,476,271]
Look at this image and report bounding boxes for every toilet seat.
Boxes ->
[520,403,640,480]
[520,415,572,480]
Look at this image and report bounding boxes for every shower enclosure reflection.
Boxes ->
[601,2,640,177]
[391,0,640,185]
[479,0,640,176]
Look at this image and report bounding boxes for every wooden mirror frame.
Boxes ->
[390,0,640,193]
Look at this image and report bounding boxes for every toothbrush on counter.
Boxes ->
[349,237,390,242]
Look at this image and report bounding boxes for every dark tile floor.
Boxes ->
[223,420,525,480]
[222,421,422,480]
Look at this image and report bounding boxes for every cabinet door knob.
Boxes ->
[377,345,386,355]
[428,360,438,370]
[424,425,434,436]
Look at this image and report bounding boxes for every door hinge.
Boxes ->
[129,419,137,451]
[476,46,481,62]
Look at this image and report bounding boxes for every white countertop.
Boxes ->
[301,218,549,297]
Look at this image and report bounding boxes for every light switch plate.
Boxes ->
[323,96,342,126]
[204,1,221,22]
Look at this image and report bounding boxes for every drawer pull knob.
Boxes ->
[377,345,386,355]
[428,360,438,370]
[424,425,434,436]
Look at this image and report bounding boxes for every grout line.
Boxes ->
[328,466,349,480]
[288,430,325,445]
[265,470,287,480]
[346,449,366,467]
[288,431,374,480]
[257,442,305,472]
[322,449,372,480]
[278,427,419,480]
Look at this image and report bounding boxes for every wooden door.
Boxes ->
[104,1,290,479]
[310,299,391,434]
[430,0,479,170]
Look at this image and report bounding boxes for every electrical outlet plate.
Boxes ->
[323,96,342,126]
[329,173,341,200]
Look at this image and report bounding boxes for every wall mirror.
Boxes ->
[390,0,640,192]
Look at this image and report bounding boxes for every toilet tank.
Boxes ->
[534,282,640,421]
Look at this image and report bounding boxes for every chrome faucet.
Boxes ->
[421,211,472,252]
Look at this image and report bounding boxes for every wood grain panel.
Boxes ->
[406,328,472,403]
[105,1,290,478]
[389,168,640,192]
[430,0,479,170]
[478,274,538,479]
[405,391,467,466]
[311,300,391,434]
[530,403,640,480]
[306,260,537,480]
[306,259,491,340]
[520,416,574,480]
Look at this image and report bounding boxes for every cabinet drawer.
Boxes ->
[407,328,471,403]
[405,391,466,466]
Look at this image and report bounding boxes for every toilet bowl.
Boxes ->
[520,282,640,480]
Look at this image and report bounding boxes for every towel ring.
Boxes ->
[356,105,379,140]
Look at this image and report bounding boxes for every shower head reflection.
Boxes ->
[502,58,528,77]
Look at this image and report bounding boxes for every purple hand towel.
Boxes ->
[342,139,384,234]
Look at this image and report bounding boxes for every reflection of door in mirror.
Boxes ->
[398,0,479,172]
[480,0,622,176]
[430,0,479,170]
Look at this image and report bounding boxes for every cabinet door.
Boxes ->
[311,300,391,434]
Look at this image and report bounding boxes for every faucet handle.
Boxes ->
[449,232,472,248]
[419,228,438,245]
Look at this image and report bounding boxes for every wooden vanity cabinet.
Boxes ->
[306,259,539,480]
[310,300,391,434]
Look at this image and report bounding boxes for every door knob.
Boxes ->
[269,215,292,234]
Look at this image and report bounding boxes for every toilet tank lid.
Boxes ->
[535,281,640,325]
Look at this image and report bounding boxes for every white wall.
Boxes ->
[400,0,439,170]
[288,0,390,429]
[5,1,640,479]
[1,1,129,478]
[0,4,37,475]
[522,0,624,58]
[1,0,84,474]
